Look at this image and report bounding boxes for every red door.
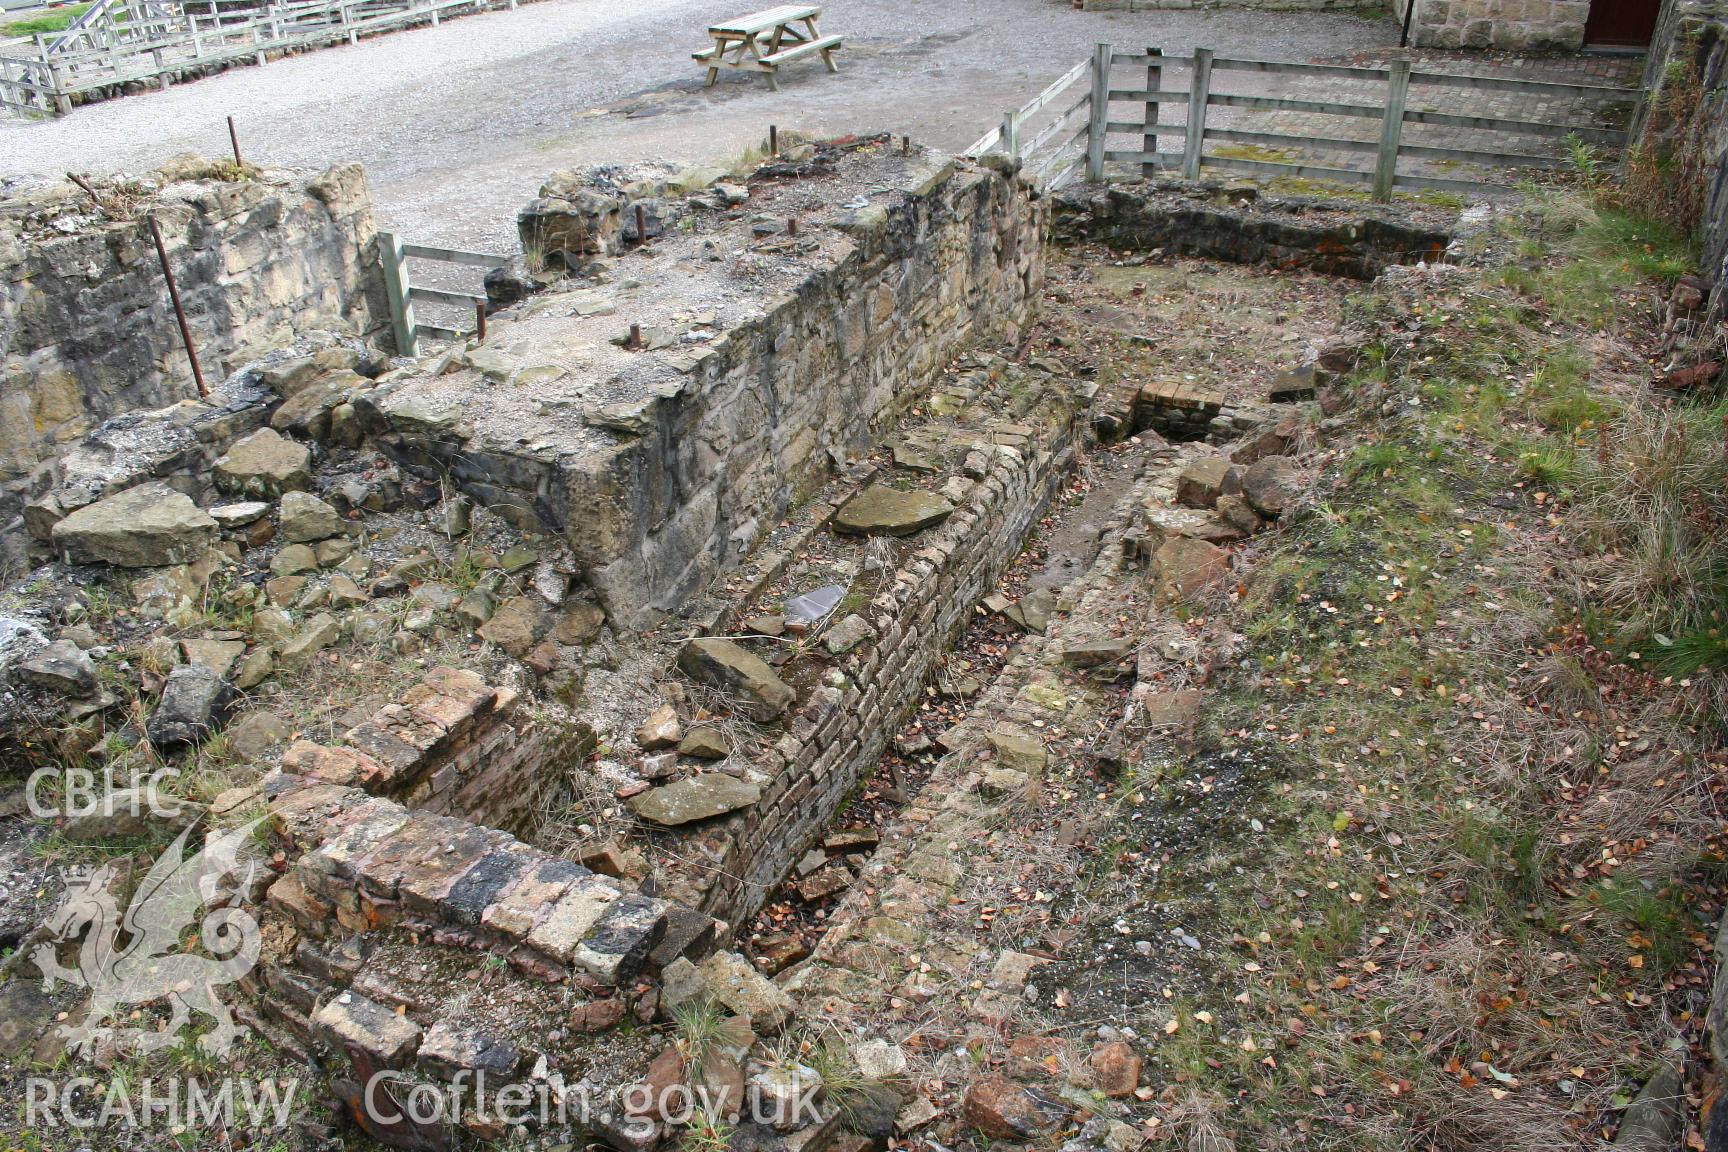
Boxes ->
[1584,0,1661,46]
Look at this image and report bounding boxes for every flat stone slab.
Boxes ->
[628,774,761,826]
[50,483,217,568]
[833,485,955,537]
[1060,637,1135,668]
[678,637,795,721]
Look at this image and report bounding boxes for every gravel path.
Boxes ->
[0,0,1397,250]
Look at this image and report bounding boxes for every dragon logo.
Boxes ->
[32,818,266,1059]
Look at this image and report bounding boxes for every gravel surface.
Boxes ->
[0,0,1396,250]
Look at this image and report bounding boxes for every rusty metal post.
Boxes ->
[634,203,647,245]
[146,215,206,398]
[901,134,910,155]
[787,216,798,237]
[628,323,642,350]
[769,124,778,156]
[227,114,243,167]
[474,301,487,343]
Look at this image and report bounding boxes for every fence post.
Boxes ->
[1002,110,1019,161]
[1373,58,1411,203]
[1142,46,1161,178]
[1183,48,1213,180]
[378,231,418,358]
[1086,41,1110,182]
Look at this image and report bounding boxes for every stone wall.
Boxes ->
[1632,1,1728,314]
[371,147,1045,631]
[1399,0,1590,48]
[0,161,386,522]
[1051,182,1453,280]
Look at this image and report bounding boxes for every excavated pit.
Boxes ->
[317,172,1461,983]
[248,174,1458,1152]
[716,194,1439,983]
[0,141,1467,1152]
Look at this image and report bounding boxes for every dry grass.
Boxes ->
[1074,192,1726,1152]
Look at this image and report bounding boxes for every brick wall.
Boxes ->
[656,378,1089,926]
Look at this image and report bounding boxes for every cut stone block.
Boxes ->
[526,878,622,962]
[51,483,217,568]
[699,951,793,1034]
[1175,456,1236,510]
[573,892,667,985]
[482,857,592,938]
[213,428,312,499]
[313,991,421,1069]
[418,1019,522,1081]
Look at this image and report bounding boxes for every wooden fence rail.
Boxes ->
[963,55,1093,190]
[378,232,507,356]
[1,0,525,115]
[966,42,1639,202]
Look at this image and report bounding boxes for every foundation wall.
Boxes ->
[1051,183,1452,279]
[1,162,386,576]
[375,157,1047,630]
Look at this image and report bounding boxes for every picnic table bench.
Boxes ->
[693,4,842,91]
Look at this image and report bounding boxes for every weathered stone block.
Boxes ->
[313,991,421,1069]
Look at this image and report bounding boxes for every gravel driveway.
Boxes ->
[0,0,1396,251]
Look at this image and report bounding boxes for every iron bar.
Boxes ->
[146,215,206,398]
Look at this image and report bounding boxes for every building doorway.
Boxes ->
[1584,0,1661,47]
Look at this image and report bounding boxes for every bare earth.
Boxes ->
[0,0,1396,251]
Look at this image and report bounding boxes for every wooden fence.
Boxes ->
[1,0,522,115]
[963,57,1094,190]
[969,43,1640,201]
[378,231,506,357]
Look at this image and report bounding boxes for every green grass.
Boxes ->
[1098,190,1726,1151]
[2,3,91,38]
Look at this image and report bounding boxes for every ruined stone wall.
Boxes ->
[374,155,1045,631]
[1051,183,1452,280]
[568,157,1044,629]
[1632,1,1728,314]
[1399,0,1590,48]
[0,162,386,505]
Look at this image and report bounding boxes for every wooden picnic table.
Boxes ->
[694,4,841,91]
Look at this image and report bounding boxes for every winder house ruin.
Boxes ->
[2,0,1726,1150]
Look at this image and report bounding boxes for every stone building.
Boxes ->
[1397,0,1663,50]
